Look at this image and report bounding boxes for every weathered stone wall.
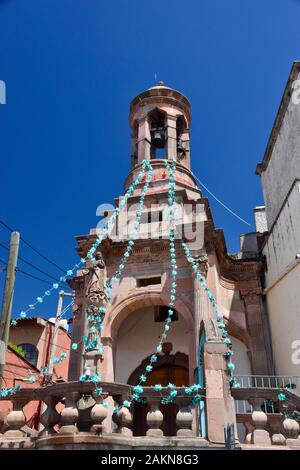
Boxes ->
[260,68,300,228]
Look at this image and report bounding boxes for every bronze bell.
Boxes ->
[177,138,185,153]
[152,128,165,148]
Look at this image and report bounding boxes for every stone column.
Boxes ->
[193,256,214,362]
[165,115,177,160]
[137,117,151,163]
[241,290,271,374]
[179,128,190,169]
[204,341,237,445]
[101,337,114,382]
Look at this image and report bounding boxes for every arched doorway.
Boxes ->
[128,352,189,436]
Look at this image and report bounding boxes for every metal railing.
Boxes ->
[235,375,300,396]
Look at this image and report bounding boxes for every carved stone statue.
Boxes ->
[195,254,209,277]
[83,252,107,313]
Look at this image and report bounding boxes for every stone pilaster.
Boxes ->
[241,289,271,374]
[165,115,177,160]
[137,117,151,163]
[204,341,237,445]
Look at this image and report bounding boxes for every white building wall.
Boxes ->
[261,68,300,228]
[265,262,300,377]
[264,181,300,286]
[263,174,300,377]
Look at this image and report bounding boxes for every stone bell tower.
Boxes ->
[68,82,269,444]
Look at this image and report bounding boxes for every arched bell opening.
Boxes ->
[148,108,167,159]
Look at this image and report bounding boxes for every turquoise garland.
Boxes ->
[78,162,154,384]
[4,158,238,409]
[180,241,237,385]
[14,160,153,323]
[120,158,179,410]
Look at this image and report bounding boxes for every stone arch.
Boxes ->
[102,289,195,384]
[103,288,194,340]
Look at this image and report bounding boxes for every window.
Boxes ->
[136,276,161,287]
[18,343,38,366]
[147,211,163,223]
[155,306,178,322]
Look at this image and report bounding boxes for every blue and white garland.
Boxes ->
[2,158,238,406]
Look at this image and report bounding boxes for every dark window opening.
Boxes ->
[155,306,178,322]
[149,108,166,159]
[147,211,163,223]
[18,343,38,366]
[136,276,161,288]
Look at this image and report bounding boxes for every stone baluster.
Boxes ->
[60,392,79,434]
[280,403,300,448]
[90,392,109,434]
[243,420,254,444]
[249,398,271,446]
[176,397,194,437]
[269,415,285,446]
[39,395,61,436]
[112,399,133,436]
[146,398,163,437]
[282,417,300,448]
[4,399,28,439]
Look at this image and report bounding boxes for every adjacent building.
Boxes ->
[256,61,300,383]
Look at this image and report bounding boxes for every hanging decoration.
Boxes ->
[14,160,153,322]
[2,157,238,409]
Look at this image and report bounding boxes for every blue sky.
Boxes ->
[0,0,299,319]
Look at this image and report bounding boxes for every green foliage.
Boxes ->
[7,341,26,358]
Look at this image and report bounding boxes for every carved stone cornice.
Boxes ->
[240,288,263,303]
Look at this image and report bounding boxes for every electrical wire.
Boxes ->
[0,241,61,282]
[0,257,54,285]
[0,256,71,288]
[0,218,67,273]
[192,173,254,228]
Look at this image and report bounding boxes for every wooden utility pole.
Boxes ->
[0,231,20,389]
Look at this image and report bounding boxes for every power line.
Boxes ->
[193,174,254,228]
[0,257,53,285]
[0,241,61,283]
[17,269,54,285]
[0,218,66,273]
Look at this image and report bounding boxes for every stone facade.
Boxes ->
[67,83,272,445]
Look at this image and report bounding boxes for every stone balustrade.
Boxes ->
[3,382,299,449]
[232,387,300,449]
[0,381,206,449]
